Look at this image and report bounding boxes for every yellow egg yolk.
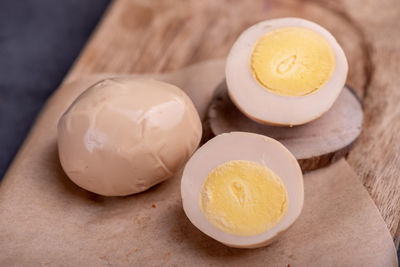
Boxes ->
[199,160,288,236]
[250,27,336,96]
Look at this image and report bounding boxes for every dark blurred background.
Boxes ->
[0,0,110,179]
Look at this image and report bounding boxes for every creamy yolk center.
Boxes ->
[199,160,288,236]
[250,27,336,96]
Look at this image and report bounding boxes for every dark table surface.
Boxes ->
[0,0,399,263]
[0,0,109,179]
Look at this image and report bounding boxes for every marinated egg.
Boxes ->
[226,18,348,126]
[58,78,202,196]
[181,132,303,248]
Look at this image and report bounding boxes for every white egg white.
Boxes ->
[225,17,348,126]
[181,132,304,248]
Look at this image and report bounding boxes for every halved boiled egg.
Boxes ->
[181,132,303,248]
[226,18,348,126]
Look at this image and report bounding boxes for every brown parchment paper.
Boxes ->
[0,60,397,266]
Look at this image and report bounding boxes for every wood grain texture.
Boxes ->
[208,83,363,173]
[65,0,400,245]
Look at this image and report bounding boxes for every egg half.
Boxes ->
[181,132,304,248]
[226,18,348,126]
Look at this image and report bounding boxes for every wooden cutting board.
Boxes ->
[65,0,400,246]
[0,61,397,266]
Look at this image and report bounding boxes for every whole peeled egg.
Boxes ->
[58,78,202,196]
[226,18,348,126]
[181,132,304,248]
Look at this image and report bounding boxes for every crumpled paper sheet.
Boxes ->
[0,60,397,266]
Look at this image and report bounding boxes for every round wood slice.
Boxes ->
[208,81,363,172]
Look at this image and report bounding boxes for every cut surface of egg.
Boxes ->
[226,18,348,126]
[181,132,304,248]
[200,160,288,236]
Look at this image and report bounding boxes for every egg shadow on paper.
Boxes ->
[168,202,269,259]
